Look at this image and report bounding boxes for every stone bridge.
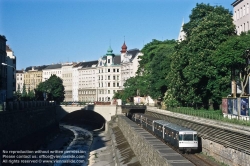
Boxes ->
[56,104,147,130]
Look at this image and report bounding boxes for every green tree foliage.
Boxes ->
[137,39,176,100]
[36,75,65,103]
[165,3,235,109]
[21,84,29,101]
[27,88,35,100]
[122,77,139,101]
[213,31,250,97]
[14,84,22,101]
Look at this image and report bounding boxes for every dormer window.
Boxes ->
[108,59,110,63]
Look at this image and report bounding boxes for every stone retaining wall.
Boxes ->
[202,138,250,166]
[108,116,141,166]
[117,115,191,166]
[0,106,58,150]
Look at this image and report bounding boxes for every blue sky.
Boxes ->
[0,0,233,70]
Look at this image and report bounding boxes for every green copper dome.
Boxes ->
[106,46,114,56]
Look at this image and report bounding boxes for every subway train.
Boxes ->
[132,113,198,153]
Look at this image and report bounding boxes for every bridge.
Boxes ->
[56,104,147,130]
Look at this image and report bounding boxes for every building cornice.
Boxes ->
[231,0,243,7]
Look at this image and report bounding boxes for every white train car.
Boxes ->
[154,120,198,153]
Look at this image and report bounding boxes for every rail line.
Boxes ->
[131,117,222,166]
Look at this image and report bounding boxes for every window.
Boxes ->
[108,59,110,63]
[113,83,115,87]
[108,83,110,87]
[243,6,246,16]
[108,69,110,72]
[117,83,119,87]
[108,90,110,94]
[113,69,115,72]
[113,76,115,80]
[108,76,110,80]
[183,134,194,141]
[117,69,119,72]
[247,3,249,14]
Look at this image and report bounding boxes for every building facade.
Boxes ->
[77,61,98,102]
[96,46,122,102]
[177,20,186,42]
[24,66,47,92]
[6,45,16,100]
[61,62,75,101]
[232,0,250,34]
[16,70,24,93]
[0,35,7,104]
[42,64,62,81]
[120,42,142,88]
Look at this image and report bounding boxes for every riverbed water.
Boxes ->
[54,125,93,166]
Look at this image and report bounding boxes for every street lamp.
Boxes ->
[1,63,16,107]
[1,63,16,70]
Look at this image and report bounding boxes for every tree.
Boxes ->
[165,3,235,109]
[21,84,29,101]
[14,84,22,101]
[122,77,139,101]
[213,31,250,97]
[27,88,35,100]
[36,75,65,103]
[137,39,176,100]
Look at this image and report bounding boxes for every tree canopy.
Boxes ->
[36,75,65,103]
[165,3,235,109]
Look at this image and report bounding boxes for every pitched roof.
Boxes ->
[127,48,140,60]
[25,65,48,72]
[74,60,98,68]
[113,56,121,65]
[6,45,12,52]
[16,70,24,73]
[43,64,62,70]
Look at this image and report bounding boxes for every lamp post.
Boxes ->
[1,63,16,71]
[1,63,16,110]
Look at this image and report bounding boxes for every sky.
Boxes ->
[0,0,233,70]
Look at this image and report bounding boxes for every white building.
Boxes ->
[178,19,186,42]
[72,63,81,102]
[77,61,98,102]
[232,0,250,34]
[16,70,24,93]
[61,62,75,101]
[96,46,121,102]
[6,45,16,100]
[120,42,143,88]
[42,64,62,81]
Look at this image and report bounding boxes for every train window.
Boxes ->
[179,134,183,141]
[194,134,198,141]
[183,134,193,141]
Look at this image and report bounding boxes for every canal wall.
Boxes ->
[0,104,58,150]
[116,115,194,166]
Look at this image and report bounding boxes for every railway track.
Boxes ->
[182,153,219,166]
[131,117,222,166]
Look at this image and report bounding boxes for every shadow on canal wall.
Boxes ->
[0,106,59,150]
